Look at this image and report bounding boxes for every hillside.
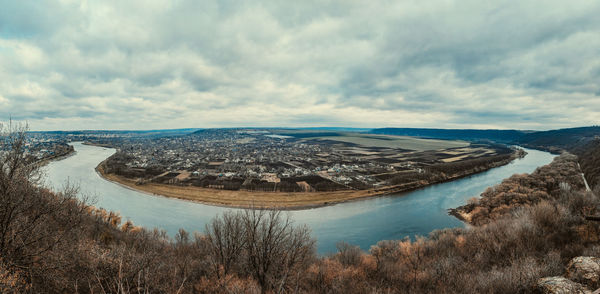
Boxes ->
[449,153,585,225]
[369,127,527,143]
[573,138,600,190]
[517,126,600,153]
[370,126,600,154]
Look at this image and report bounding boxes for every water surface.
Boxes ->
[43,143,554,254]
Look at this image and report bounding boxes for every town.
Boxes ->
[0,132,73,164]
[96,128,519,193]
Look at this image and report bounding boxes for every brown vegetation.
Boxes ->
[4,124,600,293]
[574,138,600,191]
[450,152,586,225]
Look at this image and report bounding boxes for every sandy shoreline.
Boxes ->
[96,161,391,210]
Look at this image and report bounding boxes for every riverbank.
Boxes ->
[448,153,583,225]
[95,150,524,209]
[36,147,76,167]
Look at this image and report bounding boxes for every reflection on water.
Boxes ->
[43,143,555,254]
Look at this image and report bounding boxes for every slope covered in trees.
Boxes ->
[370,126,600,154]
[573,138,600,190]
[450,153,586,225]
[517,126,600,152]
[369,127,526,143]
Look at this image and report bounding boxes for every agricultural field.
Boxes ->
[291,132,469,151]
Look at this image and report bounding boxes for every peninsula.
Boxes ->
[92,128,523,209]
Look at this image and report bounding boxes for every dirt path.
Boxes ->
[578,163,592,192]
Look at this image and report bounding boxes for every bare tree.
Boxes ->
[205,210,246,278]
[241,209,315,293]
[0,122,85,290]
[335,241,363,267]
[205,209,315,293]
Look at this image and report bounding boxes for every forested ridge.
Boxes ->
[2,124,600,293]
[370,128,527,142]
[371,126,600,154]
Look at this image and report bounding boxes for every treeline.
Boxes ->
[189,177,306,192]
[387,152,517,186]
[102,152,164,179]
[428,152,515,175]
[185,175,348,192]
[26,142,74,164]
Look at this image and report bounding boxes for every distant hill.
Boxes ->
[293,127,372,132]
[516,126,600,152]
[369,128,528,143]
[33,128,203,138]
[33,128,202,134]
[370,126,600,153]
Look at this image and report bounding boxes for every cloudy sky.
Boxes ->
[1,0,599,131]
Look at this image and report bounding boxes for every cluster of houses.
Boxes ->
[110,129,408,189]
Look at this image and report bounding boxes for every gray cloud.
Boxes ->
[0,0,599,130]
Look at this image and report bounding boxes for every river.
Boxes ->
[43,143,555,254]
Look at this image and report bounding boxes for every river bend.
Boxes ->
[43,143,555,254]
